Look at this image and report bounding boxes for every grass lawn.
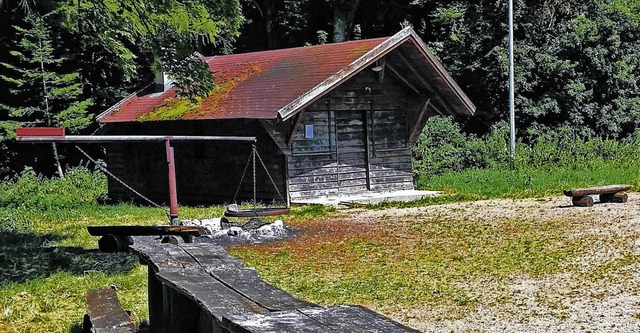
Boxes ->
[0,165,638,332]
[230,209,581,312]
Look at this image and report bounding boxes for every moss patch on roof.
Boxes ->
[136,97,201,121]
[194,64,262,117]
[136,64,262,121]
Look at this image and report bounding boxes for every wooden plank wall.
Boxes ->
[277,68,422,201]
[103,120,287,205]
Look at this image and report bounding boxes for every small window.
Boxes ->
[292,111,331,155]
[305,124,314,139]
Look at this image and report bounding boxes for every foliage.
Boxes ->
[0,13,93,139]
[57,0,243,79]
[414,116,640,178]
[0,167,107,212]
[421,0,640,138]
[237,0,640,139]
[413,116,640,199]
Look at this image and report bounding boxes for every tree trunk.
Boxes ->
[253,0,278,49]
[52,142,64,178]
[332,0,361,43]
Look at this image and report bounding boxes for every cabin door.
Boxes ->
[335,110,371,195]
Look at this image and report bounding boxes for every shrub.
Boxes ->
[413,116,640,181]
[0,167,107,211]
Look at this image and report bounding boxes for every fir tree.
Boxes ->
[0,13,93,177]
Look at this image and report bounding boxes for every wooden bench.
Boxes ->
[563,184,631,207]
[83,287,137,333]
[129,242,418,333]
[87,225,206,252]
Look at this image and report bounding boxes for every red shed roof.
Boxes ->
[98,28,475,123]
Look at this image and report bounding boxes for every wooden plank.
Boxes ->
[208,267,314,311]
[370,170,413,178]
[371,182,414,192]
[299,305,420,332]
[129,243,201,272]
[370,175,414,185]
[155,269,267,321]
[221,310,331,333]
[563,184,631,197]
[87,225,206,237]
[289,182,340,192]
[85,287,137,333]
[178,243,246,270]
[371,149,412,158]
[369,158,412,167]
[290,188,340,199]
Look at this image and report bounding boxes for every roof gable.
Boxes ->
[98,28,475,123]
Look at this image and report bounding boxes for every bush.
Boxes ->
[0,167,108,211]
[413,116,640,182]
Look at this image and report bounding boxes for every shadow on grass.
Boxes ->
[0,228,138,285]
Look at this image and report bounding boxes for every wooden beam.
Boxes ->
[563,184,632,197]
[287,109,306,147]
[395,50,457,115]
[429,102,445,116]
[377,58,385,84]
[409,98,431,143]
[386,63,420,93]
[363,107,372,191]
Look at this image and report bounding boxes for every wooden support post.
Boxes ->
[165,139,179,224]
[363,106,372,191]
[572,196,594,207]
[148,267,165,333]
[408,98,431,143]
[376,58,385,84]
[287,110,306,147]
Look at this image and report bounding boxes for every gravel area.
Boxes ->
[350,194,640,332]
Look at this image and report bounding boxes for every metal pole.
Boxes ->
[16,135,257,143]
[509,0,516,156]
[165,139,179,225]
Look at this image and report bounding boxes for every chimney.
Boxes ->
[154,71,172,93]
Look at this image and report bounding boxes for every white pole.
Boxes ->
[509,0,516,156]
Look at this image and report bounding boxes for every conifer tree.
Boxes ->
[0,13,93,177]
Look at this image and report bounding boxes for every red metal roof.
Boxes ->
[98,38,388,123]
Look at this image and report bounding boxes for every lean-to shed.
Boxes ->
[97,27,475,205]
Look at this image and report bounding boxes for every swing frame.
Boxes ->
[225,144,289,217]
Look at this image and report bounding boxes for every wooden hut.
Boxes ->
[97,27,475,205]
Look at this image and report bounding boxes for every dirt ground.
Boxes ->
[349,194,640,332]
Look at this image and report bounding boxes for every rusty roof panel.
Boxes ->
[99,38,388,123]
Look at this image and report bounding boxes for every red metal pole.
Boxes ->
[165,139,179,225]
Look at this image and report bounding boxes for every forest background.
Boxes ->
[0,0,638,183]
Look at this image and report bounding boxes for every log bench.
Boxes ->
[130,242,418,333]
[87,225,206,252]
[563,184,631,207]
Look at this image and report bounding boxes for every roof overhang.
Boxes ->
[276,27,476,121]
